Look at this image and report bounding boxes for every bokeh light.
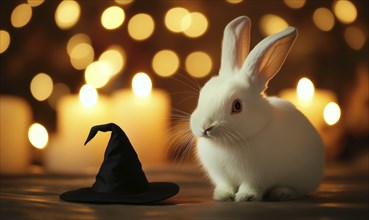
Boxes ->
[283,0,306,9]
[152,50,179,77]
[313,8,335,32]
[30,73,54,101]
[0,30,10,54]
[182,12,208,38]
[101,6,125,30]
[70,43,95,70]
[128,13,155,41]
[27,0,44,7]
[260,14,288,36]
[79,84,98,107]
[67,33,92,56]
[85,61,111,88]
[132,72,152,97]
[11,4,32,28]
[332,0,357,24]
[48,83,71,109]
[185,51,212,78]
[226,0,243,4]
[344,27,366,50]
[115,0,134,5]
[165,7,190,33]
[55,0,81,30]
[28,123,48,149]
[98,46,126,76]
[324,102,341,126]
[297,78,314,101]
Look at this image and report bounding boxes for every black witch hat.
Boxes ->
[59,123,179,204]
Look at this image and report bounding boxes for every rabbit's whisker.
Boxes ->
[169,71,201,94]
[168,117,196,163]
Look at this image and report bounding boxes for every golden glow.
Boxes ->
[152,50,179,77]
[98,46,126,76]
[0,30,10,54]
[284,0,305,9]
[297,78,314,101]
[333,0,357,24]
[182,12,208,38]
[79,84,98,107]
[128,14,155,41]
[55,0,80,30]
[70,43,94,70]
[28,123,48,149]
[67,33,91,56]
[27,0,44,7]
[324,102,341,125]
[101,6,125,30]
[344,27,366,50]
[30,73,54,101]
[132,73,152,97]
[115,0,134,5]
[48,83,71,109]
[165,7,190,33]
[260,14,288,36]
[85,61,111,88]
[11,4,32,28]
[313,8,335,32]
[185,51,212,78]
[226,0,243,4]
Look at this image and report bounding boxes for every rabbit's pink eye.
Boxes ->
[231,99,242,114]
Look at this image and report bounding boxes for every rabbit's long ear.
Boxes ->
[219,16,251,76]
[242,27,297,92]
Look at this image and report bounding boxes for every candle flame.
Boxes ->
[79,84,98,107]
[132,72,152,97]
[324,102,341,125]
[297,77,314,101]
[28,123,48,149]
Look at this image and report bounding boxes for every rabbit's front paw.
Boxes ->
[213,187,235,201]
[235,184,262,202]
[234,191,262,202]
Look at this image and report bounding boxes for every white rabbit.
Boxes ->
[190,16,324,202]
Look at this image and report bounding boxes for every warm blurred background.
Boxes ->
[0,0,368,174]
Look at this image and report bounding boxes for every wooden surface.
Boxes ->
[0,160,368,220]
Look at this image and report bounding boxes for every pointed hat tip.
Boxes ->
[84,123,122,146]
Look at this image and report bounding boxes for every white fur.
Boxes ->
[190,16,324,202]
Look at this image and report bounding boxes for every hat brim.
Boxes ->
[59,182,179,204]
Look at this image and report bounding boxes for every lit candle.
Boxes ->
[112,73,170,165]
[45,85,112,174]
[0,96,32,174]
[279,77,340,130]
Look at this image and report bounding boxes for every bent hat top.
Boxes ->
[59,123,179,204]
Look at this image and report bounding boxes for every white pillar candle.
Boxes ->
[0,96,32,174]
[112,73,170,165]
[45,86,112,174]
